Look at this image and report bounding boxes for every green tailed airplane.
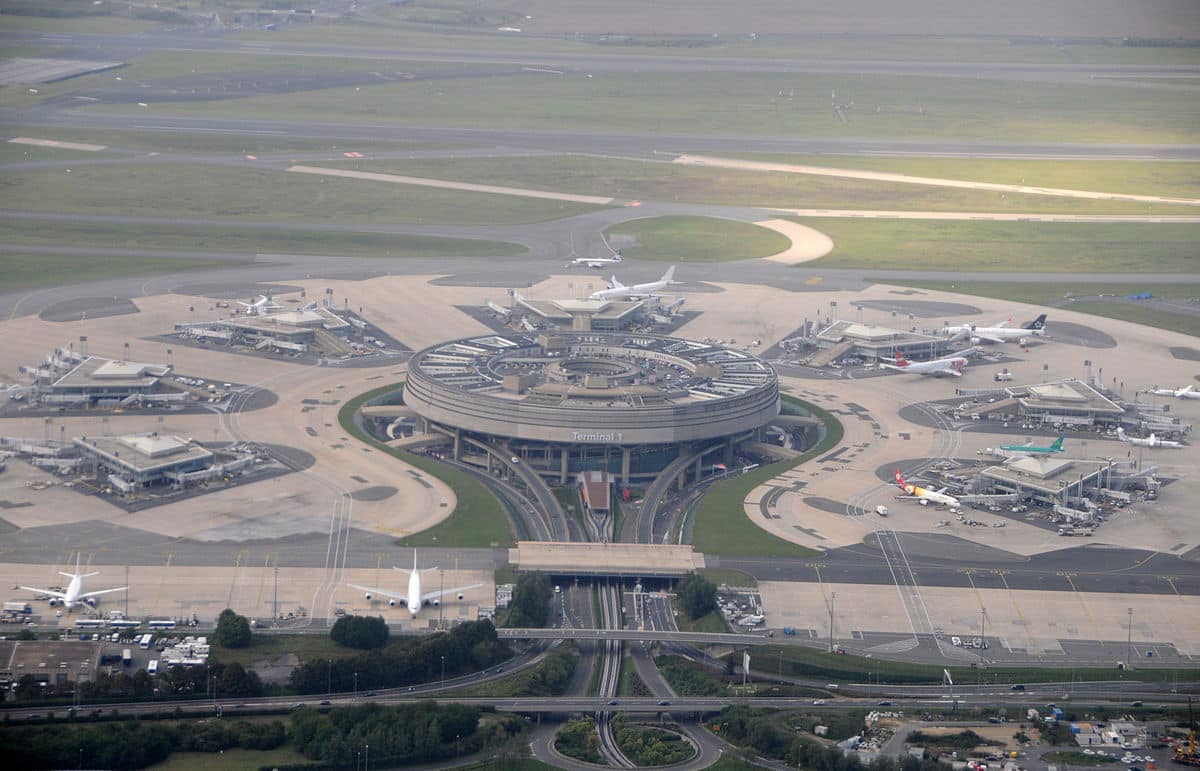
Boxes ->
[999,435,1065,454]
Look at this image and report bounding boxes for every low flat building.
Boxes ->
[577,470,612,516]
[517,296,646,331]
[810,320,957,366]
[981,455,1115,507]
[35,351,173,407]
[74,433,215,489]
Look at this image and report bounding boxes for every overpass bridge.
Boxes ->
[497,627,772,646]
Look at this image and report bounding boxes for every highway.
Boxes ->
[500,627,775,646]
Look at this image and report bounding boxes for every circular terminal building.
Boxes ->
[404,332,780,484]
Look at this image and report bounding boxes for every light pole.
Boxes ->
[327,659,332,695]
[828,591,836,653]
[441,655,446,685]
[354,671,358,699]
[1126,607,1134,670]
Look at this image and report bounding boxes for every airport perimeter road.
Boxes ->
[499,628,774,646]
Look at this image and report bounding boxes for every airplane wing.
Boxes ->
[932,368,963,377]
[78,586,128,600]
[347,583,406,602]
[421,583,484,604]
[974,333,1007,344]
[20,586,68,600]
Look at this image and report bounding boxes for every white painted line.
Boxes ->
[8,137,107,152]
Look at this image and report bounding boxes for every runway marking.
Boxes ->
[996,570,1040,656]
[134,125,287,135]
[227,551,243,610]
[287,164,616,205]
[1061,572,1104,649]
[9,137,107,152]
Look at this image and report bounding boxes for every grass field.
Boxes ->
[1042,751,1118,766]
[0,219,525,259]
[675,607,731,634]
[884,281,1200,338]
[337,384,515,548]
[207,632,357,668]
[5,163,604,226]
[316,155,1178,215]
[103,65,1200,145]
[0,253,245,293]
[706,154,1200,200]
[796,219,1200,273]
[603,216,790,263]
[765,643,1200,685]
[699,568,759,588]
[147,747,310,771]
[690,397,841,559]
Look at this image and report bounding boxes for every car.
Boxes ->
[319,700,331,706]
[657,700,671,706]
[511,456,520,464]
[876,701,893,707]
[365,691,376,697]
[812,699,826,705]
[608,700,619,706]
[291,703,304,709]
[1010,684,1026,691]
[1131,701,1143,707]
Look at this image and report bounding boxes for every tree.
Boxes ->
[675,573,717,620]
[330,615,389,649]
[214,608,252,648]
[505,572,552,628]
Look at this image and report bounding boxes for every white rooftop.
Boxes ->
[92,360,152,379]
[1027,383,1089,402]
[1006,456,1077,479]
[118,433,190,458]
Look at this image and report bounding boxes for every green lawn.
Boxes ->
[147,747,311,771]
[0,253,245,294]
[1043,751,1118,766]
[0,219,525,259]
[4,163,604,226]
[883,281,1200,338]
[699,568,759,588]
[205,632,358,668]
[604,216,790,263]
[798,219,1200,273]
[690,397,840,559]
[675,608,730,634]
[313,155,1176,214]
[704,154,1200,200]
[95,67,1200,145]
[337,384,515,548]
[765,643,1200,685]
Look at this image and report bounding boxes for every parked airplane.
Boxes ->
[568,252,622,269]
[998,436,1065,455]
[1116,428,1184,449]
[943,314,1046,345]
[20,554,127,613]
[348,553,483,618]
[589,266,678,301]
[894,470,960,507]
[1146,385,1200,400]
[880,347,976,377]
[237,294,282,316]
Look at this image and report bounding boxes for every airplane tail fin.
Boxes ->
[1117,427,1127,441]
[894,469,906,487]
[893,350,910,367]
[610,275,625,289]
[1024,314,1047,330]
[1051,436,1064,451]
[663,265,676,283]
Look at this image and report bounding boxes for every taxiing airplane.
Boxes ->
[349,553,483,618]
[20,553,127,613]
[568,252,622,269]
[998,435,1065,455]
[1146,385,1200,400]
[237,294,282,316]
[1116,428,1184,449]
[880,347,977,377]
[943,314,1046,345]
[589,266,678,301]
[894,470,961,507]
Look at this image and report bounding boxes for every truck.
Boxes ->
[783,627,797,636]
[3,601,32,615]
[875,505,889,517]
[122,648,133,667]
[994,369,1014,382]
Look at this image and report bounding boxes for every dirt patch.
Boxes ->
[1169,346,1200,361]
[755,219,834,265]
[251,653,299,684]
[350,485,398,502]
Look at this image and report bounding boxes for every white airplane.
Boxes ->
[568,252,622,269]
[237,294,282,316]
[1146,385,1200,400]
[589,266,678,301]
[348,553,483,618]
[943,314,1046,345]
[20,554,127,613]
[1116,427,1184,449]
[880,347,977,377]
[894,470,960,507]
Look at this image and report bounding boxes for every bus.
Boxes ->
[110,619,140,630]
[122,649,133,666]
[138,634,154,650]
[147,620,176,630]
[75,619,106,629]
[147,660,159,675]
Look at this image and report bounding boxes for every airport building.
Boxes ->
[960,378,1127,428]
[980,455,1118,509]
[401,332,780,484]
[807,320,958,367]
[174,305,352,355]
[73,432,257,492]
[18,348,181,409]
